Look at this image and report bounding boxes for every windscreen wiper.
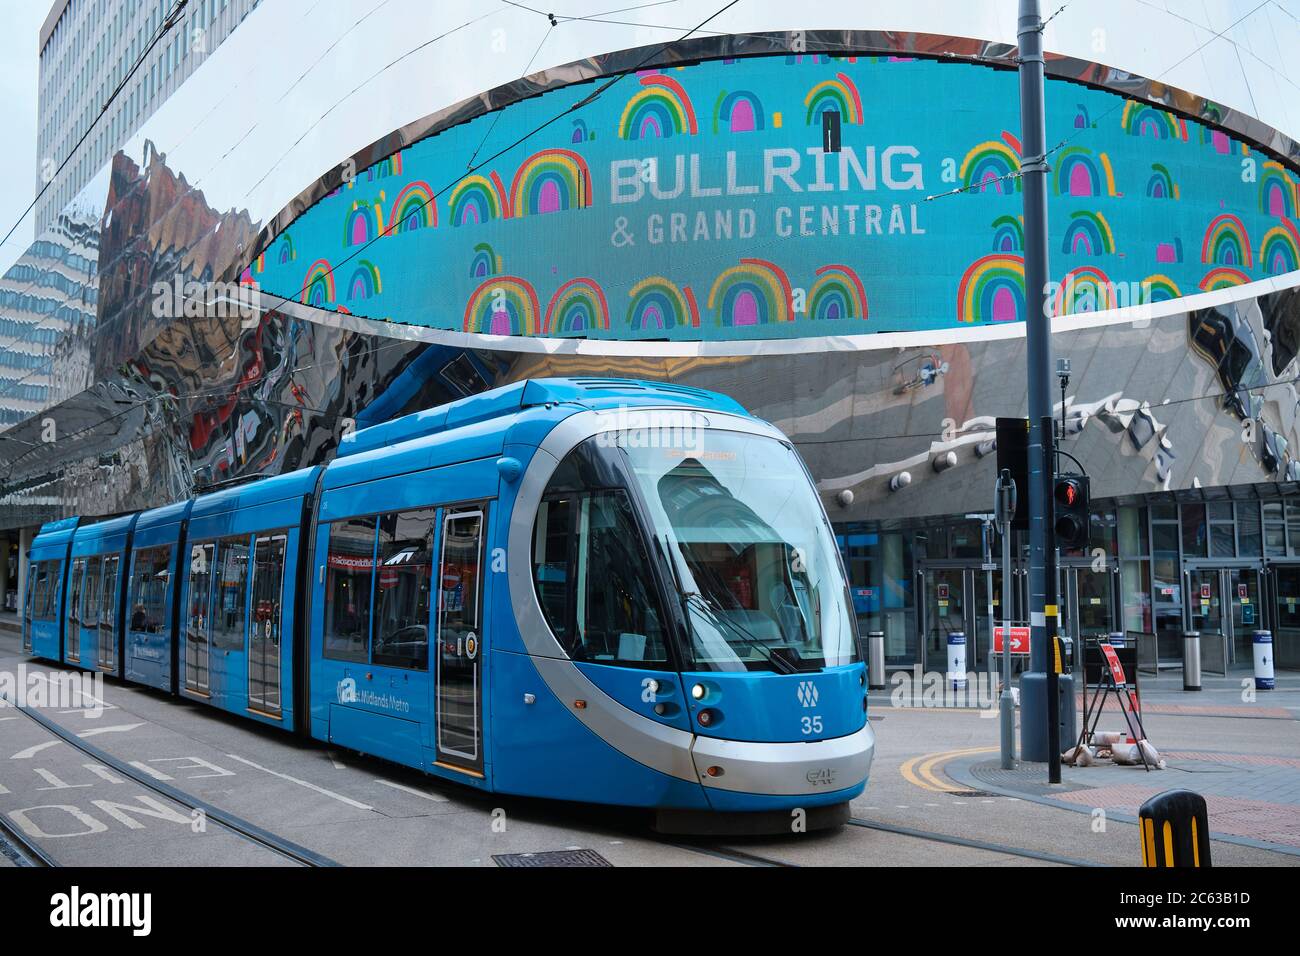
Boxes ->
[683,590,800,675]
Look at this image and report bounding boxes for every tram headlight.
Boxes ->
[691,683,706,700]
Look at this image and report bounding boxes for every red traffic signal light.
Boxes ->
[1053,475,1090,549]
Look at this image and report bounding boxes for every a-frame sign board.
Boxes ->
[1072,642,1153,772]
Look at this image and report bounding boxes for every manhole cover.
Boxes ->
[493,849,613,867]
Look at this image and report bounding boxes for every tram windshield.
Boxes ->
[623,429,857,673]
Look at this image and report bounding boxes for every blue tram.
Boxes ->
[22,379,874,829]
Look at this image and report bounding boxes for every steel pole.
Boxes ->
[1000,513,1015,768]
[1016,0,1058,772]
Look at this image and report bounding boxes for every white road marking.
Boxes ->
[325,750,347,769]
[375,779,449,802]
[226,754,374,811]
[11,741,59,760]
[128,761,174,781]
[0,782,9,795]
[76,723,144,738]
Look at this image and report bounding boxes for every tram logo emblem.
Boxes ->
[806,768,837,787]
[796,681,819,708]
[337,676,358,704]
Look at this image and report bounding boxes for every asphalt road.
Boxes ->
[0,632,1294,867]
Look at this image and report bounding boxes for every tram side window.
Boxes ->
[67,558,85,633]
[129,546,174,633]
[373,509,435,669]
[30,561,50,620]
[212,536,250,651]
[532,498,572,642]
[325,517,376,663]
[533,492,667,666]
[83,556,102,631]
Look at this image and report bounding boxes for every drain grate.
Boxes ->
[948,790,999,798]
[493,848,613,867]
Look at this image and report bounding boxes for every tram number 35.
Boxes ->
[800,715,823,735]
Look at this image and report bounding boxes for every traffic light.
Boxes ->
[1053,474,1091,549]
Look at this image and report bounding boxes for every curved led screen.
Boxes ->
[248,52,1300,340]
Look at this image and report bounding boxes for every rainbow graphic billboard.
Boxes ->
[250,54,1300,342]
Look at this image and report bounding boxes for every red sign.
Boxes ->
[994,626,1031,654]
[937,583,950,600]
[1200,583,1211,600]
[1101,642,1142,714]
[1238,583,1248,600]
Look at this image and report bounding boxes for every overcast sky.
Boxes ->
[0,2,49,266]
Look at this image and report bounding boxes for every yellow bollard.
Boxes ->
[1138,789,1211,867]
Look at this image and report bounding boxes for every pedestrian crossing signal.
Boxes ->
[1053,474,1090,549]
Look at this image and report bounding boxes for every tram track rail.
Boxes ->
[847,817,1102,867]
[1,695,339,868]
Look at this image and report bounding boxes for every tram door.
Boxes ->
[435,507,485,774]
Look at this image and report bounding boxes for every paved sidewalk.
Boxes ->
[890,666,1300,855]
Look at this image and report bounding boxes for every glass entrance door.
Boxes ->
[1066,566,1116,642]
[922,567,968,674]
[1225,567,1262,664]
[1269,564,1300,669]
[1187,565,1262,665]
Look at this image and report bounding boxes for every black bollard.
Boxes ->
[1138,789,1212,867]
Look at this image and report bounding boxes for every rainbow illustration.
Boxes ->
[388,181,436,233]
[509,149,592,217]
[275,233,296,265]
[1260,218,1300,275]
[804,73,863,125]
[301,259,335,307]
[1054,148,1117,197]
[808,265,868,321]
[1201,214,1253,267]
[1261,162,1299,218]
[1054,266,1114,315]
[1120,101,1187,140]
[956,255,1025,323]
[463,276,541,336]
[707,259,794,327]
[991,215,1024,252]
[544,278,611,335]
[570,118,592,144]
[1141,274,1182,303]
[449,172,510,226]
[627,277,700,332]
[470,242,502,279]
[368,152,403,181]
[713,90,766,133]
[959,133,1021,194]
[1145,163,1179,200]
[346,261,382,301]
[1073,104,1091,129]
[344,199,385,247]
[1061,210,1116,256]
[617,74,698,139]
[1199,267,1251,291]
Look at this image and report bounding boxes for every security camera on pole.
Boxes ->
[1015,0,1075,782]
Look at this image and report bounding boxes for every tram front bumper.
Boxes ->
[689,720,875,798]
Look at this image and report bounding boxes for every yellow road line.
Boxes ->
[900,747,997,793]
